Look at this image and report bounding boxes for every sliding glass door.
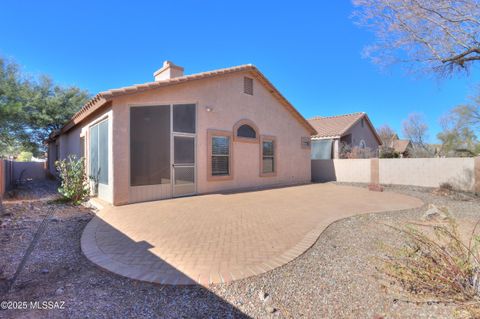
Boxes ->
[89,119,109,185]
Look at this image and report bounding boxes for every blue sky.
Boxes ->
[1,0,479,142]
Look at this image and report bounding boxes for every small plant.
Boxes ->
[440,182,454,192]
[380,216,480,317]
[89,172,99,197]
[55,155,89,205]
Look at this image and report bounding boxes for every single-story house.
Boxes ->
[308,112,381,159]
[47,61,317,205]
[391,135,413,158]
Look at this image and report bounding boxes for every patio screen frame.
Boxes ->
[129,103,198,197]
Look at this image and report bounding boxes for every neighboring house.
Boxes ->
[308,112,381,159]
[391,135,413,158]
[47,61,316,205]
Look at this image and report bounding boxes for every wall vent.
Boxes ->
[244,77,253,95]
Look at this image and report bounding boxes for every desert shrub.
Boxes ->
[339,142,377,159]
[440,182,454,191]
[379,147,400,158]
[380,217,480,317]
[55,155,89,205]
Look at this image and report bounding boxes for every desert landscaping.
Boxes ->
[0,180,478,318]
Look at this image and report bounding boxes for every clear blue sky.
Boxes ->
[1,0,479,142]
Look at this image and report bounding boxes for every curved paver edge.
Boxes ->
[81,195,425,286]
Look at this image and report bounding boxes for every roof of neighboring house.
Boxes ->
[393,139,411,153]
[308,112,382,144]
[60,64,317,136]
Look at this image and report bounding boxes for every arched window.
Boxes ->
[359,140,366,149]
[237,124,256,139]
[233,119,259,143]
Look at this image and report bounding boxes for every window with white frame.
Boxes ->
[211,136,230,176]
[260,136,276,176]
[208,130,233,181]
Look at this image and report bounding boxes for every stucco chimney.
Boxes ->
[153,61,184,81]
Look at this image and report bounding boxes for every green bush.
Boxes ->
[55,155,89,205]
[379,147,400,158]
[17,151,33,162]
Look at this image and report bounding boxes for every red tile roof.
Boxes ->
[393,139,411,153]
[308,112,382,144]
[61,64,317,135]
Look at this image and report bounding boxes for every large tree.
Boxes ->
[0,58,29,155]
[352,0,480,75]
[0,57,89,157]
[437,92,480,155]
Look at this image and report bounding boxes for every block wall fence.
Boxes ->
[312,157,480,193]
[0,160,47,197]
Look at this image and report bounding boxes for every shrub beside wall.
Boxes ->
[55,155,89,205]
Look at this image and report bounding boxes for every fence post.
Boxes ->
[368,158,383,192]
[475,157,480,194]
[0,159,4,197]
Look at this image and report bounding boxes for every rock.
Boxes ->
[265,306,276,314]
[50,216,60,222]
[258,290,268,301]
[422,204,449,221]
[41,268,49,274]
[55,287,64,296]
[263,295,272,305]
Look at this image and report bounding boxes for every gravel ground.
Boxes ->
[0,181,478,318]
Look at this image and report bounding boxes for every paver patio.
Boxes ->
[81,183,423,285]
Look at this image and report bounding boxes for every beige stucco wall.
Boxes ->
[111,71,312,205]
[312,158,478,192]
[50,125,82,173]
[311,159,371,183]
[79,109,114,203]
[379,158,476,191]
[48,108,114,203]
[47,142,57,176]
[334,159,371,183]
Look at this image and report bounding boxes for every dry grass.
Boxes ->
[380,216,480,318]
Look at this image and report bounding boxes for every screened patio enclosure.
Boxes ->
[130,103,196,200]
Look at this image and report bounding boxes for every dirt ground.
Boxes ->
[0,180,478,318]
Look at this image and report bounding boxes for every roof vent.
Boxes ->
[153,61,184,81]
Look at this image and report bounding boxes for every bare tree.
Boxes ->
[377,124,399,157]
[352,0,480,75]
[402,113,432,156]
[377,124,397,147]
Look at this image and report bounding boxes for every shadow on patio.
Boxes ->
[82,216,252,318]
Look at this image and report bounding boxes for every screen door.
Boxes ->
[172,135,196,197]
[171,104,196,197]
